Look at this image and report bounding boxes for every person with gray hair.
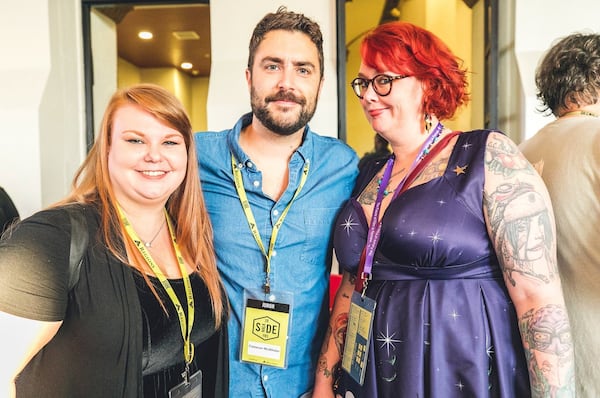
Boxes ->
[520,32,600,398]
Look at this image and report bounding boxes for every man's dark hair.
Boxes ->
[536,32,600,116]
[247,6,324,78]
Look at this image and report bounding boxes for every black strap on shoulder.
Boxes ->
[67,205,89,291]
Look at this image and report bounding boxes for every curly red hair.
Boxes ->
[360,21,469,120]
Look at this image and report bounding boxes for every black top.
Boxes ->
[0,187,19,233]
[0,204,228,397]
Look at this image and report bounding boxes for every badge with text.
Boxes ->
[341,291,376,385]
[240,289,293,368]
[168,369,202,398]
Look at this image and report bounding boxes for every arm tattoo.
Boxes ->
[519,304,575,396]
[317,313,348,378]
[317,326,334,378]
[485,134,533,178]
[485,181,558,286]
[333,313,349,356]
[348,274,357,285]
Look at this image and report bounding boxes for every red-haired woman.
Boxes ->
[314,22,575,397]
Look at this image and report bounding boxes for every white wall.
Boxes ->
[515,0,600,140]
[207,0,339,137]
[1,1,50,218]
[0,4,92,217]
[0,0,86,218]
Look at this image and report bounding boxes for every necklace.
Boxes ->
[561,110,599,118]
[376,124,445,197]
[377,168,405,196]
[144,218,166,248]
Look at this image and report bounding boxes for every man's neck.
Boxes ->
[238,117,306,201]
[240,119,304,162]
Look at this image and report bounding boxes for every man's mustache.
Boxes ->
[266,91,306,106]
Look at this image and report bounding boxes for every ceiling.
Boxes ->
[96,3,211,78]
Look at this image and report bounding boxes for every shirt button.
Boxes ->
[263,375,269,382]
[272,250,277,257]
[273,209,280,216]
[253,180,260,187]
[246,161,253,168]
[237,163,244,169]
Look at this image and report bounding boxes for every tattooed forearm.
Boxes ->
[348,273,357,285]
[334,313,348,356]
[317,313,348,378]
[317,356,334,378]
[485,181,558,286]
[519,304,575,397]
[317,325,334,378]
[485,133,533,178]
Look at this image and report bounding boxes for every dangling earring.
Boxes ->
[424,113,433,134]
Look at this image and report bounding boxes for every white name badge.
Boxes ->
[240,289,293,368]
[168,369,202,398]
[341,291,376,385]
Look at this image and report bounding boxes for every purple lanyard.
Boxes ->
[361,123,443,283]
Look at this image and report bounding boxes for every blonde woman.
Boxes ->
[0,84,228,397]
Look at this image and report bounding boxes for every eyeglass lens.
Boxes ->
[351,75,404,99]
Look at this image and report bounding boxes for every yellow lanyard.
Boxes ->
[231,154,310,293]
[118,206,195,367]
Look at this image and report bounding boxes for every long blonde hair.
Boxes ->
[56,84,225,325]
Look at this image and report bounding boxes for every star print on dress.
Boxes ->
[462,141,473,150]
[429,231,443,243]
[453,164,468,175]
[376,324,403,356]
[449,309,461,320]
[340,215,359,236]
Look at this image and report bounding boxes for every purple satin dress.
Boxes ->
[334,130,530,397]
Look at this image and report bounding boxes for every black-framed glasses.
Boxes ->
[350,74,409,99]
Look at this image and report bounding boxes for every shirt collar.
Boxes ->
[227,112,313,165]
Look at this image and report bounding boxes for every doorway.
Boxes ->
[81,0,210,148]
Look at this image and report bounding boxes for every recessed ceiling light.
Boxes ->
[173,31,200,40]
[181,62,193,70]
[138,31,153,40]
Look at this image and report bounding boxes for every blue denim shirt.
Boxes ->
[195,113,358,397]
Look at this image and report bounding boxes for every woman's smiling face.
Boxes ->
[108,104,187,209]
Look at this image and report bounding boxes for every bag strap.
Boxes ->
[67,205,89,291]
[397,130,461,196]
[354,131,462,292]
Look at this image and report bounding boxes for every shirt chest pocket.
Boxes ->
[299,207,339,266]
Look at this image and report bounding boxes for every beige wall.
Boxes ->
[116,59,208,132]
